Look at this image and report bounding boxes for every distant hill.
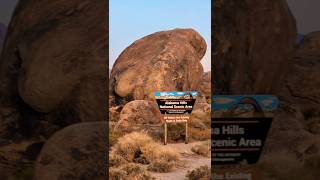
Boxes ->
[0,23,7,50]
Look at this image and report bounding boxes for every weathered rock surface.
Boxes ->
[110,29,206,103]
[0,23,6,50]
[190,97,211,129]
[213,0,296,94]
[259,32,320,179]
[34,122,106,180]
[0,0,108,178]
[267,32,320,154]
[198,71,211,101]
[278,31,320,133]
[0,0,107,137]
[282,32,320,106]
[116,100,162,133]
[109,105,122,122]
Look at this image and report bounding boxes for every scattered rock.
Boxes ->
[198,71,211,102]
[116,100,162,133]
[109,105,122,122]
[34,122,106,180]
[190,97,210,129]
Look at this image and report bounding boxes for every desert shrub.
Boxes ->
[147,159,174,173]
[110,132,155,161]
[167,123,186,142]
[109,128,125,148]
[110,132,179,173]
[109,168,126,180]
[186,165,210,180]
[191,141,211,157]
[189,127,211,141]
[167,122,211,142]
[109,152,127,167]
[109,163,155,180]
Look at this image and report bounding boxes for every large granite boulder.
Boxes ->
[213,0,296,94]
[110,29,206,103]
[0,0,107,137]
[34,122,106,180]
[0,0,108,178]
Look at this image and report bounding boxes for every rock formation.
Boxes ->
[34,122,106,180]
[199,71,211,101]
[0,0,108,178]
[0,0,107,138]
[116,100,162,133]
[213,0,296,95]
[267,31,320,156]
[0,23,6,50]
[110,28,206,104]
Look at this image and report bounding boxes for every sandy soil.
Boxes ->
[150,141,211,180]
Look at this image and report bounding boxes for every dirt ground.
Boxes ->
[150,141,211,180]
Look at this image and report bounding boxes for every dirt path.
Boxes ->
[150,141,211,180]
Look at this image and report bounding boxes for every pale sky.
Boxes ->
[0,0,18,25]
[287,0,320,34]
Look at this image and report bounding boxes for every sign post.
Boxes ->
[154,91,197,145]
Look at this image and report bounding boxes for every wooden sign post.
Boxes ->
[164,121,167,145]
[162,115,190,145]
[154,91,197,145]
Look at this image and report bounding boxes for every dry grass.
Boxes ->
[147,159,174,173]
[166,123,211,142]
[186,165,210,180]
[109,163,155,180]
[109,128,125,148]
[191,141,211,157]
[109,132,180,173]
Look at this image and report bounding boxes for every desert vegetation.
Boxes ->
[191,140,211,157]
[186,165,210,180]
[109,132,180,179]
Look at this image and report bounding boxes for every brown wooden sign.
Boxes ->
[154,91,198,145]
